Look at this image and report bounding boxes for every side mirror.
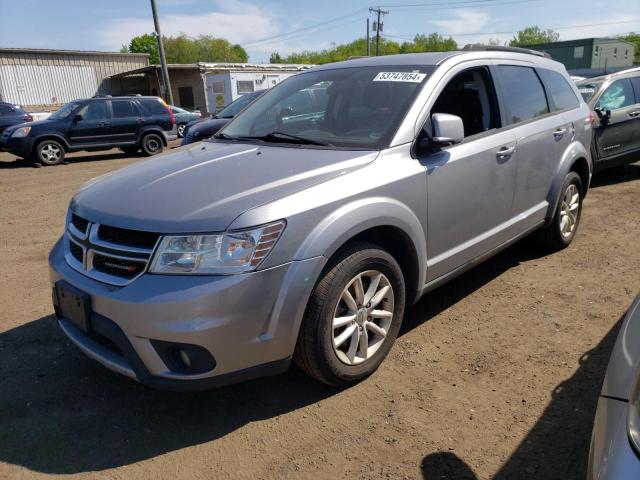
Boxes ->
[73,114,83,122]
[431,113,464,146]
[594,106,611,122]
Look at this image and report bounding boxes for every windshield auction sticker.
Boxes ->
[373,72,427,83]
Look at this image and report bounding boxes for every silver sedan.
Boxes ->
[589,294,640,478]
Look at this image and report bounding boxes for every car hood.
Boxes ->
[72,141,378,233]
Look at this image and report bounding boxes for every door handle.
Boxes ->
[496,146,515,159]
[628,111,640,117]
[553,128,567,138]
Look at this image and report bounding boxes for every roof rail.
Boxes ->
[462,44,551,59]
[92,94,112,98]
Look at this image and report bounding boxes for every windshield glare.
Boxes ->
[217,92,261,118]
[49,102,82,120]
[220,66,435,149]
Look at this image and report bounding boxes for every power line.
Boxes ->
[242,8,367,48]
[378,0,536,8]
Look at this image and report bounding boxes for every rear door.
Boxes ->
[493,64,568,236]
[68,100,111,147]
[108,99,141,144]
[593,78,639,162]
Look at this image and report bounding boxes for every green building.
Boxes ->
[526,38,635,71]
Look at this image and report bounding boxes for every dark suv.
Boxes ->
[577,68,640,172]
[0,96,176,165]
[0,102,33,133]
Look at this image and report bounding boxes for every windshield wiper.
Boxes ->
[260,131,332,146]
[214,131,332,146]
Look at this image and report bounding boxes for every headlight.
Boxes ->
[12,126,31,138]
[149,221,285,274]
[629,368,640,454]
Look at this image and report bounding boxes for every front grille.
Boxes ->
[65,211,159,286]
[71,213,89,235]
[97,225,160,249]
[92,253,146,279]
[69,240,83,263]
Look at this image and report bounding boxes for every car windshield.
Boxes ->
[48,102,82,120]
[577,81,602,102]
[220,65,436,149]
[217,91,262,118]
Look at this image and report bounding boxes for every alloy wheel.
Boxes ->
[332,270,394,365]
[41,144,61,162]
[559,184,580,239]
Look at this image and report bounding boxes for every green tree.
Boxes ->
[623,32,640,64]
[400,33,457,53]
[126,33,160,64]
[270,52,283,63]
[510,26,560,46]
[122,33,248,64]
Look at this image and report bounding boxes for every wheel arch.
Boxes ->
[138,127,168,146]
[32,134,70,152]
[294,198,427,305]
[545,141,592,223]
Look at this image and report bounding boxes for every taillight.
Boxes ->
[25,115,33,122]
[167,107,175,125]
[588,111,596,128]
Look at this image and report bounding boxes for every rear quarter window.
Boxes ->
[138,99,170,116]
[538,69,580,111]
[496,65,549,125]
[0,105,14,115]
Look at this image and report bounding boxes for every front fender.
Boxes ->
[294,196,427,296]
[545,140,592,221]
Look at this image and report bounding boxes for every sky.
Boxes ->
[0,0,638,62]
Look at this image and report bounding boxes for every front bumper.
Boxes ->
[588,396,640,479]
[49,238,325,390]
[0,133,32,157]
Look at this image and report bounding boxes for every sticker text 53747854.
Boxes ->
[373,72,427,83]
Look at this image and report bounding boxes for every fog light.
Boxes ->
[178,349,192,368]
[150,339,216,374]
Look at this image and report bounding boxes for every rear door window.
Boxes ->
[597,79,636,110]
[112,101,138,118]
[496,65,549,125]
[538,69,580,111]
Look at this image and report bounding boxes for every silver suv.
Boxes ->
[49,46,593,389]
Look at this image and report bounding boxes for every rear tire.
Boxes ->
[140,133,164,156]
[35,140,65,166]
[535,171,583,251]
[294,243,406,387]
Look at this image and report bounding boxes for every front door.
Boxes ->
[68,101,110,147]
[418,65,518,282]
[594,78,640,163]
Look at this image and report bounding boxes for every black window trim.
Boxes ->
[493,63,552,129]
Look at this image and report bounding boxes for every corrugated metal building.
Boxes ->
[0,48,149,112]
[109,62,312,114]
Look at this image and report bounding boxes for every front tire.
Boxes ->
[35,140,65,166]
[140,133,164,156]
[535,171,583,251]
[294,243,406,387]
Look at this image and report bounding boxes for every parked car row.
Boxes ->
[0,101,32,133]
[0,95,177,165]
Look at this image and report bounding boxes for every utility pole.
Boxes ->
[366,18,371,56]
[150,0,173,105]
[369,7,388,56]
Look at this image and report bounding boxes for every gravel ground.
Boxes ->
[0,145,639,480]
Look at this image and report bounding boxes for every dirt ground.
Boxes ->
[1,144,639,480]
